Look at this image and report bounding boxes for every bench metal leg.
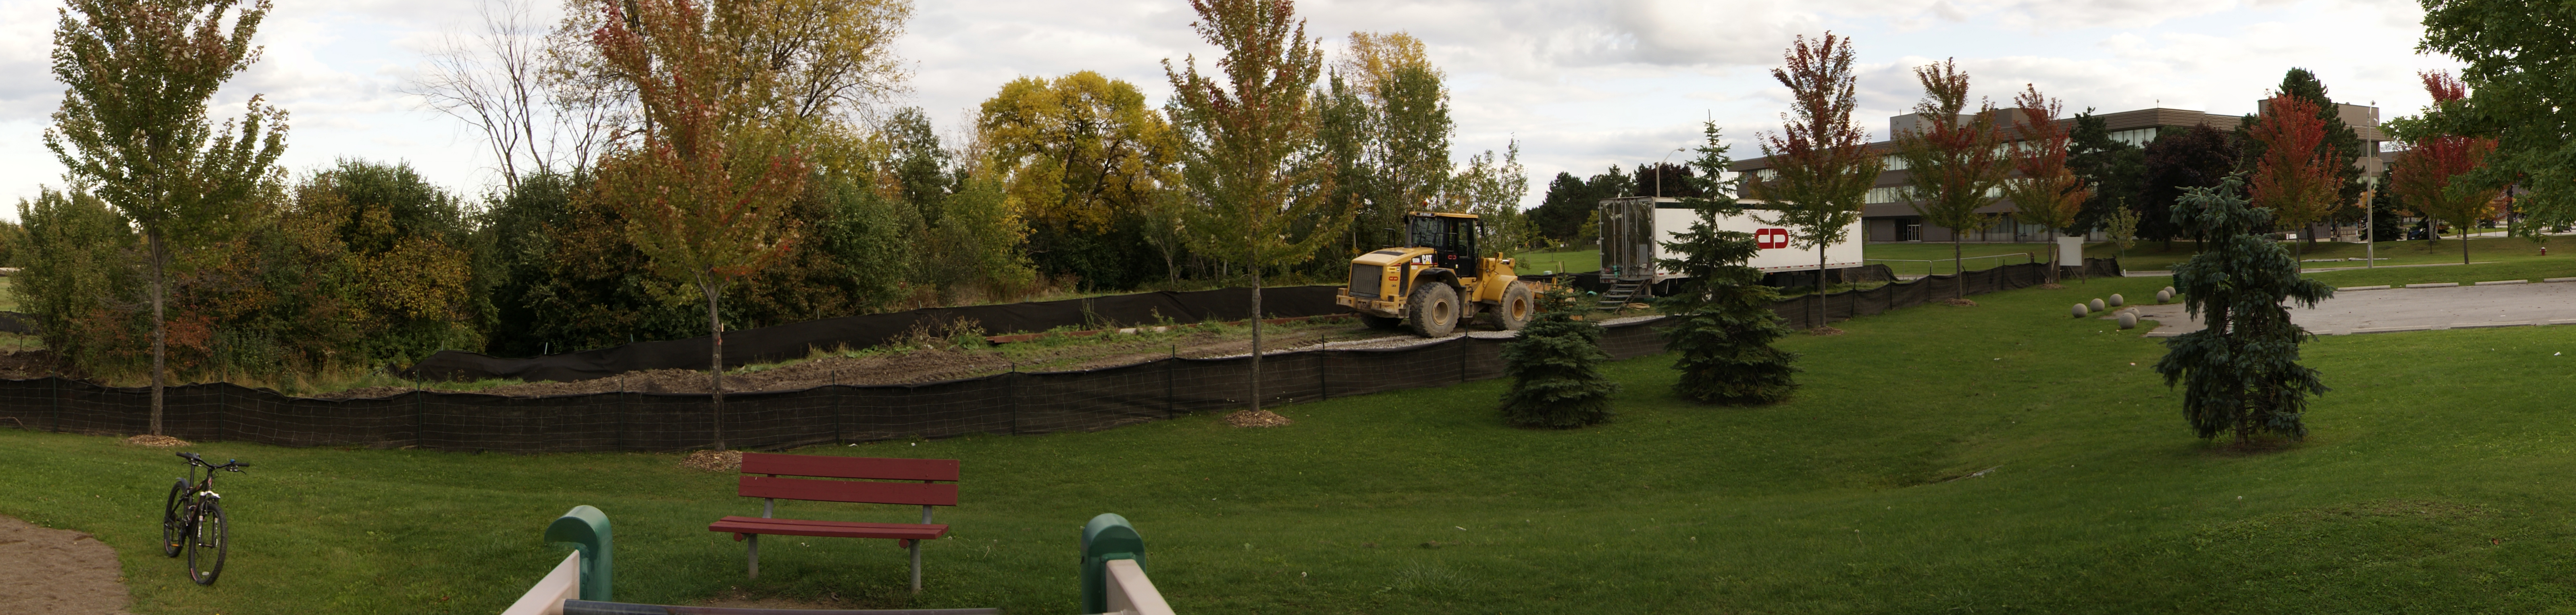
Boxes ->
[747,534,759,580]
[909,539,922,592]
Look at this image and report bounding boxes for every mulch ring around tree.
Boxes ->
[123,434,191,448]
[1807,326,1846,336]
[680,450,744,472]
[1943,298,1979,307]
[1223,409,1293,428]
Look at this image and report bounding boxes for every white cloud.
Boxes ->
[0,0,2468,213]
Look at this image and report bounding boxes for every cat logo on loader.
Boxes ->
[1336,212,1537,337]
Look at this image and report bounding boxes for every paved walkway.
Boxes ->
[2127,280,2576,337]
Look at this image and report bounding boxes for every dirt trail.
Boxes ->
[319,321,1419,399]
[0,515,132,615]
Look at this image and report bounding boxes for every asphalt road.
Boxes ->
[2118,281,2576,336]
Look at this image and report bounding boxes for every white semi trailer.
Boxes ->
[1595,196,1863,300]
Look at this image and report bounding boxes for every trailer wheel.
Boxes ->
[1405,284,1460,337]
[1483,281,1536,331]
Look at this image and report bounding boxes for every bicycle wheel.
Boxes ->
[186,498,227,586]
[161,480,189,558]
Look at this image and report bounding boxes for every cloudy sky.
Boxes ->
[0,0,2463,219]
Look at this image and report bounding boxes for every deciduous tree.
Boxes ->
[977,71,1180,287]
[591,0,812,450]
[2419,0,2576,233]
[2154,176,2333,444]
[2247,92,2339,257]
[1163,0,1350,422]
[46,0,289,436]
[1747,33,1882,323]
[2139,124,2238,247]
[2390,71,2501,265]
[1887,58,2007,298]
[1999,85,2088,284]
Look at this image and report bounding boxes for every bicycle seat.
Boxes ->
[177,452,204,462]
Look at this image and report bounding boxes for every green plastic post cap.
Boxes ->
[1080,513,1145,615]
[543,505,613,602]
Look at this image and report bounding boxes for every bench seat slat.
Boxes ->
[739,476,959,507]
[710,516,949,540]
[743,452,960,482]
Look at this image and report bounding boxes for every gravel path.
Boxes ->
[0,515,131,615]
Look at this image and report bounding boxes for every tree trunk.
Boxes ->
[1953,236,1966,300]
[1814,247,1827,327]
[1248,265,1263,415]
[148,233,167,437]
[704,275,726,451]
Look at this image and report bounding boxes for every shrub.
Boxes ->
[1653,206,1799,404]
[2154,176,2333,442]
[1498,284,1618,428]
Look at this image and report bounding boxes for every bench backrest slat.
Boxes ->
[741,453,959,482]
[739,476,959,507]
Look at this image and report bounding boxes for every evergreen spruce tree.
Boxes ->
[1655,122,1798,404]
[2153,176,2334,443]
[1498,283,1618,428]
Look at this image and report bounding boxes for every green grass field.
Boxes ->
[17,270,2576,613]
[1506,248,1598,275]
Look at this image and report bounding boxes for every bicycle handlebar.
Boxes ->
[175,451,249,471]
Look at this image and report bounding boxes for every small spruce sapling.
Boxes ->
[1498,283,1618,428]
[1655,122,1799,404]
[2153,176,2334,443]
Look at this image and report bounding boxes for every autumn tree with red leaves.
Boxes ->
[1998,84,2087,284]
[591,0,811,450]
[2391,71,2501,265]
[1747,33,1882,322]
[2247,92,2339,256]
[1890,59,2008,298]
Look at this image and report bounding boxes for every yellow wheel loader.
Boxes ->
[1336,212,1537,337]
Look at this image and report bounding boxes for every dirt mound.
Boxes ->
[0,515,132,615]
[467,348,1011,397]
[123,435,190,448]
[0,350,68,380]
[310,386,416,400]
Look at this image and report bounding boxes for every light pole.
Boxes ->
[2364,186,2375,269]
[1656,148,1686,198]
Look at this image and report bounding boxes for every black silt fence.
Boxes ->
[0,320,1670,453]
[1767,258,2123,329]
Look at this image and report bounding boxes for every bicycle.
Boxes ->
[162,451,249,586]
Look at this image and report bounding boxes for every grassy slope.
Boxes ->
[17,272,2576,613]
[1506,248,1599,275]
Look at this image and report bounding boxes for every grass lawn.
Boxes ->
[1505,248,1598,275]
[18,273,2576,613]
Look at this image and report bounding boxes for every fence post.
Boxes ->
[1163,347,1176,419]
[1007,361,1019,435]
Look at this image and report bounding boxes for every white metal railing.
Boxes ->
[500,551,582,615]
[1098,559,1176,615]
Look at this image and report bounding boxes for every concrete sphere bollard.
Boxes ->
[2163,286,2176,296]
[2156,289,2172,303]
[2108,293,2124,307]
[2118,311,2138,329]
[2089,298,2107,312]
[2072,303,2091,318]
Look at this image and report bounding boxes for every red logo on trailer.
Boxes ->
[1755,228,1790,249]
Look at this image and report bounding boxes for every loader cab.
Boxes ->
[1405,212,1480,278]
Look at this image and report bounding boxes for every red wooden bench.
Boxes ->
[708,453,959,592]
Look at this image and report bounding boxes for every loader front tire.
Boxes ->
[1405,284,1461,337]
